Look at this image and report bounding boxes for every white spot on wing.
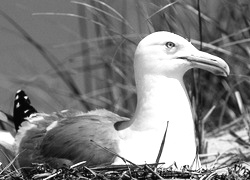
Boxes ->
[16,102,20,108]
[15,95,19,100]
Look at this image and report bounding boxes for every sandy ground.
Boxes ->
[202,128,250,168]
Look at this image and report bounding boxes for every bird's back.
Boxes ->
[16,109,129,168]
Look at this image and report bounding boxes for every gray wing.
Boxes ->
[17,109,129,168]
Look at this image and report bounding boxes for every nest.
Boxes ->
[2,161,250,180]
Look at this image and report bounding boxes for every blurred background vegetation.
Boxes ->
[0,0,250,155]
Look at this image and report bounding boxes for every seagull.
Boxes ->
[14,31,230,170]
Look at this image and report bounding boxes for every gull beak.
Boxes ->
[184,50,230,77]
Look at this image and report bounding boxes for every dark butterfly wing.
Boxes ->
[13,90,37,131]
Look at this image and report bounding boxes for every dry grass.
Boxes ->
[2,161,250,180]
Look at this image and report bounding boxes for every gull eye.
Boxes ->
[165,42,175,48]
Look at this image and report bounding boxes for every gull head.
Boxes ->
[134,31,230,79]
